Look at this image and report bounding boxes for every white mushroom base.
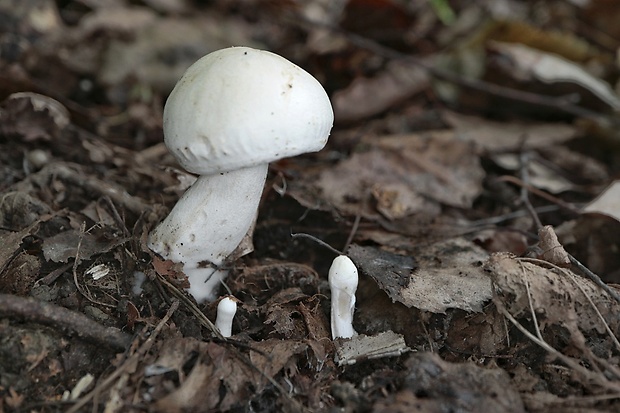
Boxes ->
[148,164,268,302]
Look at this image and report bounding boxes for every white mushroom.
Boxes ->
[329,255,358,339]
[215,296,237,338]
[148,47,334,302]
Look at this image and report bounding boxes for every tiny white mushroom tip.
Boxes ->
[328,255,358,290]
[217,296,238,315]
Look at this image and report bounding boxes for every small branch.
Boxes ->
[290,232,343,255]
[66,300,179,413]
[496,298,620,393]
[0,294,131,350]
[518,152,543,229]
[569,254,620,305]
[495,175,581,214]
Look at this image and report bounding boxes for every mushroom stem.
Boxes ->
[148,164,268,302]
[215,296,237,337]
[329,255,358,339]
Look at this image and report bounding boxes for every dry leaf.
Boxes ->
[333,60,429,123]
[537,225,570,267]
[349,238,492,313]
[442,110,576,152]
[374,352,525,413]
[41,230,116,263]
[486,253,620,334]
[491,153,576,194]
[317,130,484,219]
[488,41,620,110]
[583,180,620,222]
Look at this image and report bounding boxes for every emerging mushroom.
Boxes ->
[148,47,334,302]
[215,296,237,338]
[329,255,358,339]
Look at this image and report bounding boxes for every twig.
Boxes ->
[0,294,131,350]
[343,214,361,252]
[569,254,620,305]
[518,257,620,379]
[154,273,224,339]
[290,232,343,255]
[495,299,620,393]
[518,152,543,229]
[569,273,620,352]
[66,300,179,413]
[468,205,560,227]
[495,175,581,214]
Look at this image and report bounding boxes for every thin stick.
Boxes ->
[569,254,620,305]
[496,175,581,214]
[518,152,543,229]
[67,300,179,413]
[496,300,620,393]
[155,273,224,339]
[0,294,131,350]
[290,232,343,255]
[343,214,361,252]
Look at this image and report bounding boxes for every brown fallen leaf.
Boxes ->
[374,352,525,413]
[486,252,620,335]
[537,225,570,267]
[317,130,484,219]
[442,110,576,152]
[332,60,429,123]
[152,339,254,412]
[349,237,492,313]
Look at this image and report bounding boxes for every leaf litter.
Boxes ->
[2,0,620,412]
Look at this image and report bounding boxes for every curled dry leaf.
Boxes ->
[0,92,70,142]
[536,225,570,267]
[488,41,620,110]
[486,253,620,334]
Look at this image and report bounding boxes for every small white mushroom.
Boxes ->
[329,255,358,339]
[148,46,334,302]
[215,296,237,338]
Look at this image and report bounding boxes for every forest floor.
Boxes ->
[2,0,620,412]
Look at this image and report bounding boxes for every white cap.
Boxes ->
[329,255,358,293]
[163,46,334,175]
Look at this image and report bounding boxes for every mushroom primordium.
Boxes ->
[215,296,237,338]
[329,255,358,339]
[148,47,334,302]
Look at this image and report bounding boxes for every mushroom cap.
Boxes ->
[163,46,334,175]
[329,255,358,293]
